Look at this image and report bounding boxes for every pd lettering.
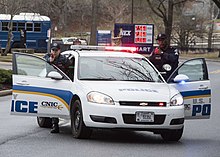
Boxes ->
[192,104,211,116]
[11,100,38,113]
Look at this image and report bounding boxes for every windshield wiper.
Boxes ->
[122,80,155,82]
[80,78,117,81]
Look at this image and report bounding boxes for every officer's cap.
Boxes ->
[156,33,167,40]
[51,42,61,51]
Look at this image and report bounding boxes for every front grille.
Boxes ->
[119,101,167,107]
[122,114,166,125]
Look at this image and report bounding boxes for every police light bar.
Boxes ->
[70,45,104,50]
[70,45,137,53]
[104,46,137,53]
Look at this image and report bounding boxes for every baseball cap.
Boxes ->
[51,42,61,51]
[156,33,167,40]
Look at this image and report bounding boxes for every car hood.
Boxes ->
[78,81,176,102]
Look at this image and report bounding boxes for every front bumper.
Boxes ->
[82,101,184,130]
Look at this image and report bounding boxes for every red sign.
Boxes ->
[134,24,153,44]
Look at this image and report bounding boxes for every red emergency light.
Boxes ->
[105,46,137,53]
[158,102,165,107]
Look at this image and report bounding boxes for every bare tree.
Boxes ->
[90,0,98,45]
[36,0,68,35]
[207,1,215,51]
[171,0,214,52]
[212,0,220,8]
[172,10,200,51]
[146,0,188,45]
[99,0,130,28]
[67,0,92,35]
[34,0,93,36]
[0,0,33,56]
[0,0,214,51]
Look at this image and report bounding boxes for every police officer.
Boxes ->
[44,43,70,73]
[149,33,179,80]
[73,38,81,45]
[44,42,70,133]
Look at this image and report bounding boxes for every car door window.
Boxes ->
[65,56,75,81]
[14,53,61,78]
[167,58,208,82]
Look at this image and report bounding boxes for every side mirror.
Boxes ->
[173,74,189,83]
[47,71,63,80]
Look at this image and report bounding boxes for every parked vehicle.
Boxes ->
[11,46,211,142]
[0,13,51,53]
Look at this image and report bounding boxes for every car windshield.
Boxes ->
[78,56,163,82]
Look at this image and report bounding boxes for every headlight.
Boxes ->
[87,91,115,105]
[170,93,183,106]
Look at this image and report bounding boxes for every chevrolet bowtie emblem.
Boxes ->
[139,102,148,106]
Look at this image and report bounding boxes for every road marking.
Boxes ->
[210,70,220,74]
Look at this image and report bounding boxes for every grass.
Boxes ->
[0,54,12,62]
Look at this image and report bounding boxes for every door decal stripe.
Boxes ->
[180,89,211,100]
[13,90,70,110]
[13,85,73,109]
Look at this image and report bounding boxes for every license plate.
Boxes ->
[135,112,154,122]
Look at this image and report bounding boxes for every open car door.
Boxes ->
[11,52,73,118]
[167,58,211,119]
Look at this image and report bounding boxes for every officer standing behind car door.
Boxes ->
[44,42,70,133]
[149,33,179,81]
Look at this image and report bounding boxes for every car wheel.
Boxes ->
[160,127,184,142]
[71,99,92,139]
[37,117,52,128]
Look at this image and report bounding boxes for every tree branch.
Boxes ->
[157,0,167,20]
[146,0,164,18]
[212,0,220,8]
[173,0,188,6]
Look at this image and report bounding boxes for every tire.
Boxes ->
[160,127,184,142]
[71,100,92,139]
[37,117,52,128]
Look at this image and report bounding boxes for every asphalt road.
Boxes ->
[0,60,220,157]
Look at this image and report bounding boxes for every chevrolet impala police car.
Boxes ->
[11,46,211,142]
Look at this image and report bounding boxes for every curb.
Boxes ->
[0,89,12,97]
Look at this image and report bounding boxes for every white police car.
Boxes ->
[11,46,211,142]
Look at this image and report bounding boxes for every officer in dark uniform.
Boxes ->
[44,43,70,73]
[149,33,179,81]
[44,42,70,133]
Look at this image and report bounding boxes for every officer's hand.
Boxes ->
[50,52,55,62]
[154,47,161,54]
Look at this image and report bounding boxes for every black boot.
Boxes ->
[50,118,59,133]
[51,123,59,133]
